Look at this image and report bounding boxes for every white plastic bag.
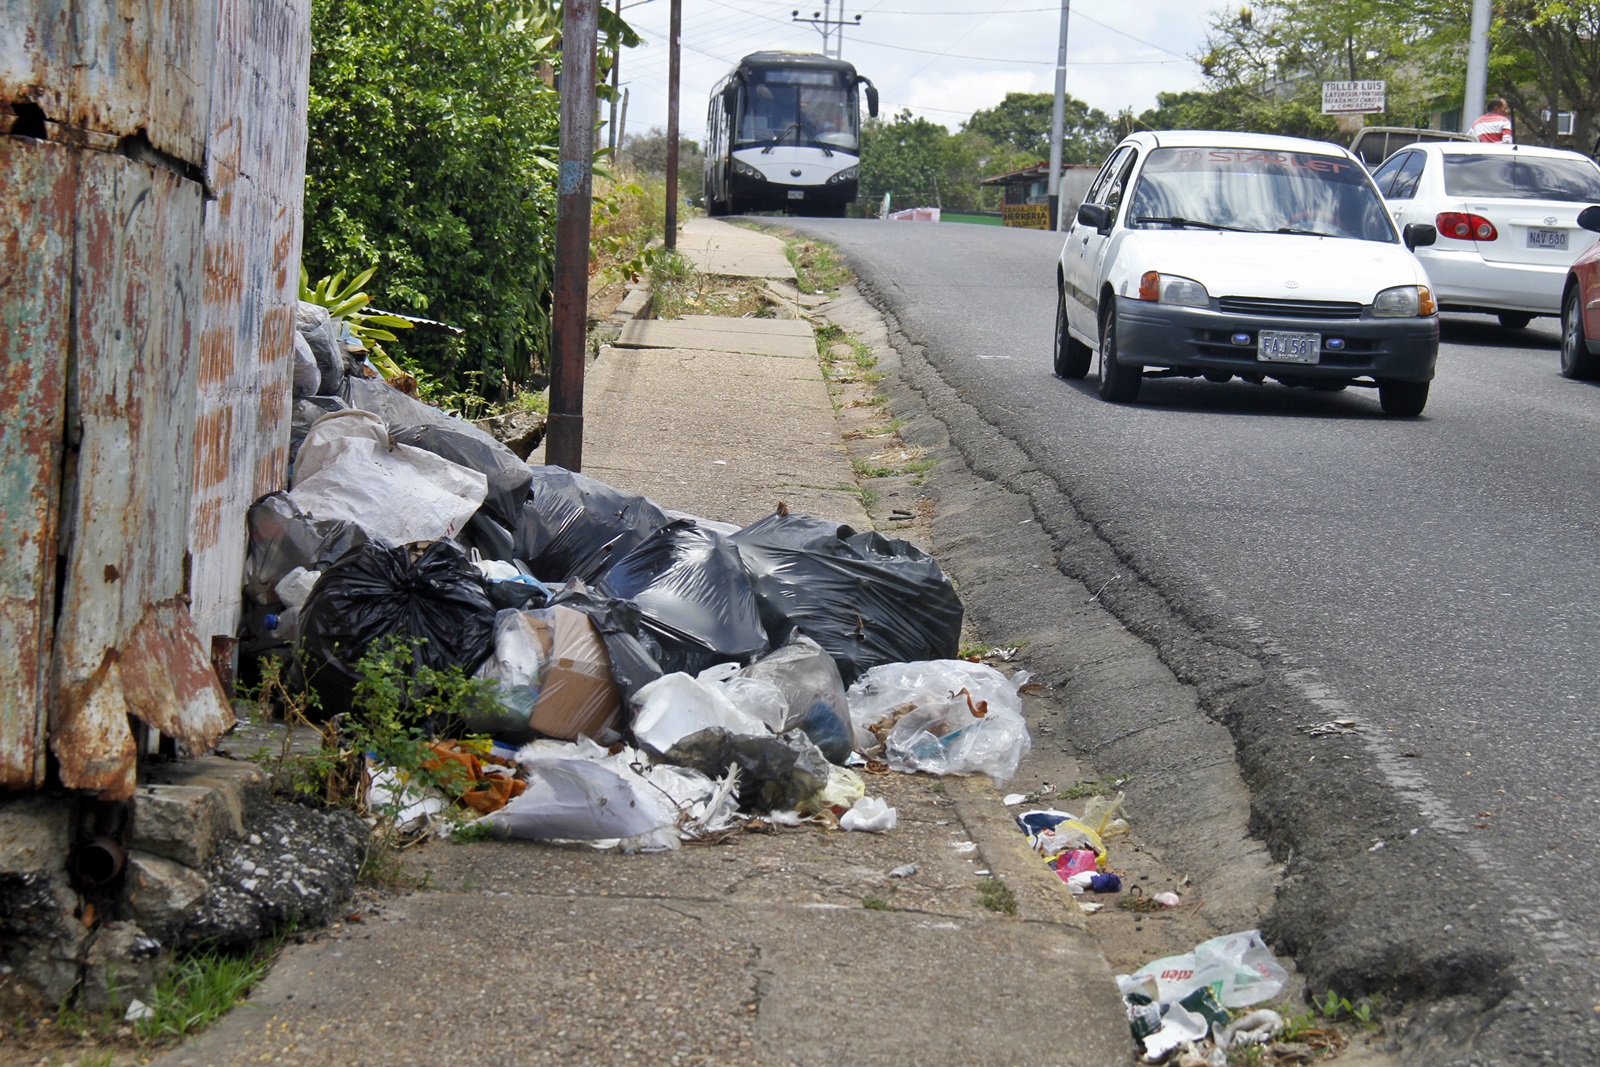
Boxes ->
[697,662,790,734]
[289,409,487,544]
[839,795,897,832]
[1119,929,1288,1010]
[484,750,680,852]
[846,660,1032,782]
[631,672,773,755]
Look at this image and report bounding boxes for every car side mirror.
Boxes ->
[1077,202,1112,233]
[1404,222,1436,250]
[1578,205,1600,234]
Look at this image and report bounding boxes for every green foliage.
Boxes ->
[298,264,417,348]
[962,91,1116,164]
[1312,988,1378,1027]
[785,238,852,295]
[862,895,892,911]
[976,877,1019,916]
[619,128,705,203]
[859,109,952,209]
[132,939,281,1044]
[303,0,639,396]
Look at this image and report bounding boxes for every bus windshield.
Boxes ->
[736,68,858,152]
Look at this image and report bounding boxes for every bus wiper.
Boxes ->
[762,123,801,153]
[1134,215,1259,232]
[761,121,833,156]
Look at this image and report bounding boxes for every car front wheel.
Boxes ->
[1053,290,1092,378]
[1097,306,1141,402]
[1378,379,1429,417]
[1560,285,1600,380]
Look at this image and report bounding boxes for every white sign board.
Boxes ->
[1322,80,1386,114]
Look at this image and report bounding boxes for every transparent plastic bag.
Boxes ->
[846,660,1032,782]
[1119,929,1288,1010]
[739,634,853,765]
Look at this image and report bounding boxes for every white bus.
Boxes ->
[704,51,878,217]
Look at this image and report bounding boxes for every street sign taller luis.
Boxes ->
[1322,80,1386,114]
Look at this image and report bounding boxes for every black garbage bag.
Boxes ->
[295,301,346,396]
[729,510,964,685]
[296,539,497,718]
[548,581,665,704]
[244,492,373,607]
[514,466,670,583]
[457,511,517,563]
[341,376,533,529]
[661,727,832,812]
[596,519,769,676]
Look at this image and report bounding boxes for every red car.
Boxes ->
[1561,205,1600,379]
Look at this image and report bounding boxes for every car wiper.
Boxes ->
[1133,216,1260,232]
[1275,226,1338,237]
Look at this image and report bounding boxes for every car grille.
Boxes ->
[1218,296,1364,320]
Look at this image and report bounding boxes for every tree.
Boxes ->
[1490,1,1600,152]
[859,110,951,210]
[303,0,638,392]
[961,91,1116,164]
[619,128,705,203]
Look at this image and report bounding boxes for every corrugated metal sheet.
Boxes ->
[0,136,72,790]
[186,0,310,649]
[0,0,215,165]
[1,1,308,797]
[48,148,233,799]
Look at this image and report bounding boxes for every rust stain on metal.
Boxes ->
[0,136,73,791]
[118,599,235,749]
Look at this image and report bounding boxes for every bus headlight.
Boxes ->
[731,159,766,181]
[826,166,859,185]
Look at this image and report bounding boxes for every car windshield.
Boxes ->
[1127,146,1396,242]
[1441,154,1600,201]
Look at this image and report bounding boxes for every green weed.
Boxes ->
[977,877,1018,916]
[785,238,853,295]
[131,937,282,1045]
[862,895,892,911]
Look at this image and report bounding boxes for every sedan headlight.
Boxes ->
[1372,284,1436,317]
[1138,271,1211,308]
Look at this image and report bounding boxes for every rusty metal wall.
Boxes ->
[1,0,308,798]
[187,0,310,651]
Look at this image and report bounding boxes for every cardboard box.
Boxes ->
[529,607,623,744]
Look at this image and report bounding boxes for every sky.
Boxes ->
[610,0,1218,143]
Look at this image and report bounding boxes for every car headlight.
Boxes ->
[826,166,858,185]
[1138,271,1210,308]
[1372,285,1435,317]
[731,159,766,181]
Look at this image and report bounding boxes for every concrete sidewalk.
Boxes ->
[154,218,1131,1067]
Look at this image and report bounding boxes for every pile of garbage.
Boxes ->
[235,304,1032,847]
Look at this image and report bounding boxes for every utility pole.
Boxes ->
[546,0,598,472]
[665,0,681,250]
[608,0,621,151]
[1463,0,1491,131]
[792,3,862,58]
[1046,0,1070,230]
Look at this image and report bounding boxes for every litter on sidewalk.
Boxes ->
[236,305,1033,852]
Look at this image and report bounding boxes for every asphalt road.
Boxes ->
[779,216,1600,1064]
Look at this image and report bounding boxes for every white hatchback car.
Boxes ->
[1056,130,1441,416]
[1369,142,1600,327]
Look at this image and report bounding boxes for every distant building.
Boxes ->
[979,162,1099,229]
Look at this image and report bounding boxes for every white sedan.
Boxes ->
[1056,130,1441,416]
[1369,142,1600,327]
